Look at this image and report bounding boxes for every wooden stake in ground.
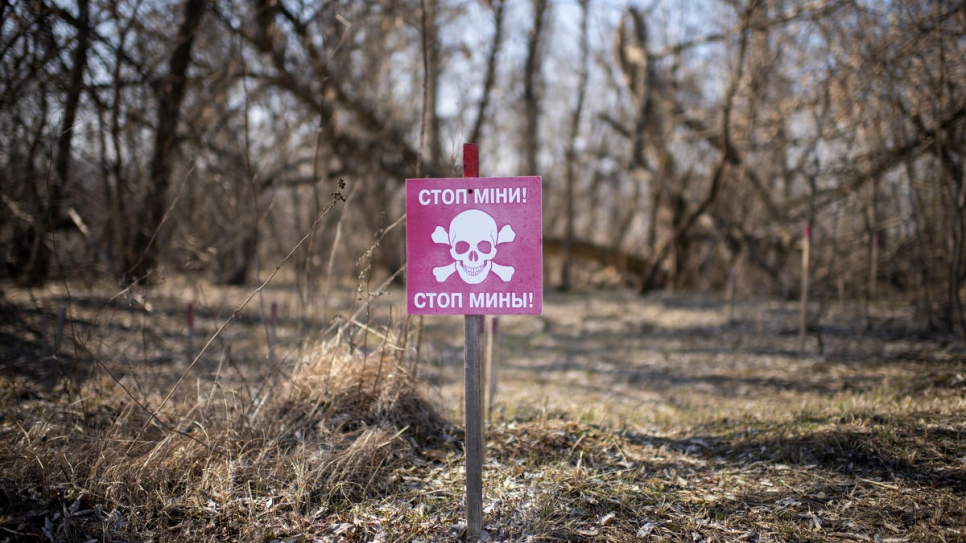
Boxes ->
[462,143,484,541]
[486,316,499,421]
[798,224,811,356]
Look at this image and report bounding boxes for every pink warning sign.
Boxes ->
[406,176,542,315]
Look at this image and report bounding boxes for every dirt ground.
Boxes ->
[2,277,965,542]
[417,288,963,424]
[7,278,956,423]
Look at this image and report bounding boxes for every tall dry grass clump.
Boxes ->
[0,337,453,541]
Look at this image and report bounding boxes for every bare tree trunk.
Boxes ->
[522,0,549,176]
[18,0,91,285]
[903,162,932,324]
[943,159,966,337]
[52,0,90,225]
[124,0,205,282]
[616,8,660,261]
[468,0,505,147]
[419,0,442,171]
[865,177,879,311]
[559,0,589,292]
[641,0,757,292]
[107,19,129,276]
[934,31,966,338]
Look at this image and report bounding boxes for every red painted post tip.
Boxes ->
[463,143,479,178]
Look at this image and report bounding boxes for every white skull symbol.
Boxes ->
[448,210,497,284]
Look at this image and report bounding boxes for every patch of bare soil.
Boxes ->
[2,279,965,542]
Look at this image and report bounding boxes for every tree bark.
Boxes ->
[522,0,549,176]
[905,160,934,326]
[641,0,757,292]
[468,0,505,147]
[18,0,91,285]
[560,0,589,292]
[124,0,206,282]
[52,0,90,224]
[418,0,442,171]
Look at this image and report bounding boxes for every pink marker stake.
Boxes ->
[187,303,195,361]
[870,232,879,301]
[799,224,811,356]
[54,305,66,354]
[41,311,50,355]
[727,267,737,322]
[269,302,278,358]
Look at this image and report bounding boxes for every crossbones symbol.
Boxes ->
[431,209,516,284]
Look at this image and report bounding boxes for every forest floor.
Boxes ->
[1,275,965,542]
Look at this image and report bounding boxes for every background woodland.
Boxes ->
[3,0,965,332]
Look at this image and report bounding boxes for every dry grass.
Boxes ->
[2,284,966,542]
[0,323,454,542]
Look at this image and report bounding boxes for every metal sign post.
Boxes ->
[462,144,484,540]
